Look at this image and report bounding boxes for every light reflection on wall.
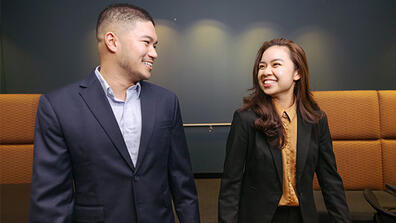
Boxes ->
[152,19,235,122]
[150,19,182,93]
[152,20,282,121]
[83,19,338,122]
[233,23,280,100]
[181,20,232,122]
[294,27,337,90]
[82,28,99,76]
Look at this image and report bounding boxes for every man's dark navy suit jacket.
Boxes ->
[29,71,200,223]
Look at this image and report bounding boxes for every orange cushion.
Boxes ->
[0,94,41,144]
[378,91,396,139]
[382,139,396,185]
[313,140,383,190]
[0,145,33,184]
[313,91,380,140]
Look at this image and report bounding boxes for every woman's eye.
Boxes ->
[258,64,265,69]
[273,63,280,67]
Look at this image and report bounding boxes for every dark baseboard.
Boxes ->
[194,173,222,178]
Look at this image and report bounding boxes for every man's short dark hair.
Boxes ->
[96,3,154,39]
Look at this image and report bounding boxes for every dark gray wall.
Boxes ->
[1,0,4,93]
[2,0,396,172]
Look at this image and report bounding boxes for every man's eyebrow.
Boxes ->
[142,35,158,44]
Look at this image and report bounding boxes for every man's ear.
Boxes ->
[104,32,118,53]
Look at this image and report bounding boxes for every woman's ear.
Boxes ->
[293,71,301,81]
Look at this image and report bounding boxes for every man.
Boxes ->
[29,4,200,223]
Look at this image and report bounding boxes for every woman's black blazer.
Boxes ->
[218,109,351,223]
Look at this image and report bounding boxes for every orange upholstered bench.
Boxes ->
[0,94,41,222]
[312,91,396,222]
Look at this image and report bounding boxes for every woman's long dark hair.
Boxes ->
[242,38,323,149]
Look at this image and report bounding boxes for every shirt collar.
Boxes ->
[94,66,141,99]
[273,98,297,122]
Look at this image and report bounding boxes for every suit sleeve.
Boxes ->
[315,113,351,223]
[29,95,74,223]
[218,111,248,223]
[168,96,200,223]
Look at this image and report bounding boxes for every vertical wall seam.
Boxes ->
[0,1,6,94]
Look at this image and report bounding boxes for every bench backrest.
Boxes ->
[313,91,396,190]
[1,91,395,190]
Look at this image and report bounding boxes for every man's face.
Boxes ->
[117,20,158,82]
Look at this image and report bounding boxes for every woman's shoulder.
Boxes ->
[299,104,327,125]
[318,110,328,123]
[309,109,329,132]
[233,108,258,123]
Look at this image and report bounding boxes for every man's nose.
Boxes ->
[149,46,158,59]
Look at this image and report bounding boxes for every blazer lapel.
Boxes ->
[270,145,283,185]
[79,72,135,171]
[135,81,156,171]
[258,132,283,185]
[296,112,312,182]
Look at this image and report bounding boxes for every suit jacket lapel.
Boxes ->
[296,112,312,182]
[269,144,283,185]
[135,81,156,171]
[257,132,283,185]
[79,72,135,171]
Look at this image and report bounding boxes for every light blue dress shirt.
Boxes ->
[95,66,142,166]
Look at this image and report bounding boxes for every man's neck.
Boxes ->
[99,65,137,101]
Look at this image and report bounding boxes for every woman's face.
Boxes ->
[257,45,301,101]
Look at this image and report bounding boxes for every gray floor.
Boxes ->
[2,179,396,223]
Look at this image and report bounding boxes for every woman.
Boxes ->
[218,38,351,223]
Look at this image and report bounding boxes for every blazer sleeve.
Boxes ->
[315,113,351,223]
[29,95,74,223]
[168,96,200,223]
[218,111,249,223]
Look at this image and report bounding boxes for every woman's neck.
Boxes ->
[273,94,295,109]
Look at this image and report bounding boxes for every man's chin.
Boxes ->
[140,72,151,81]
[130,71,151,82]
